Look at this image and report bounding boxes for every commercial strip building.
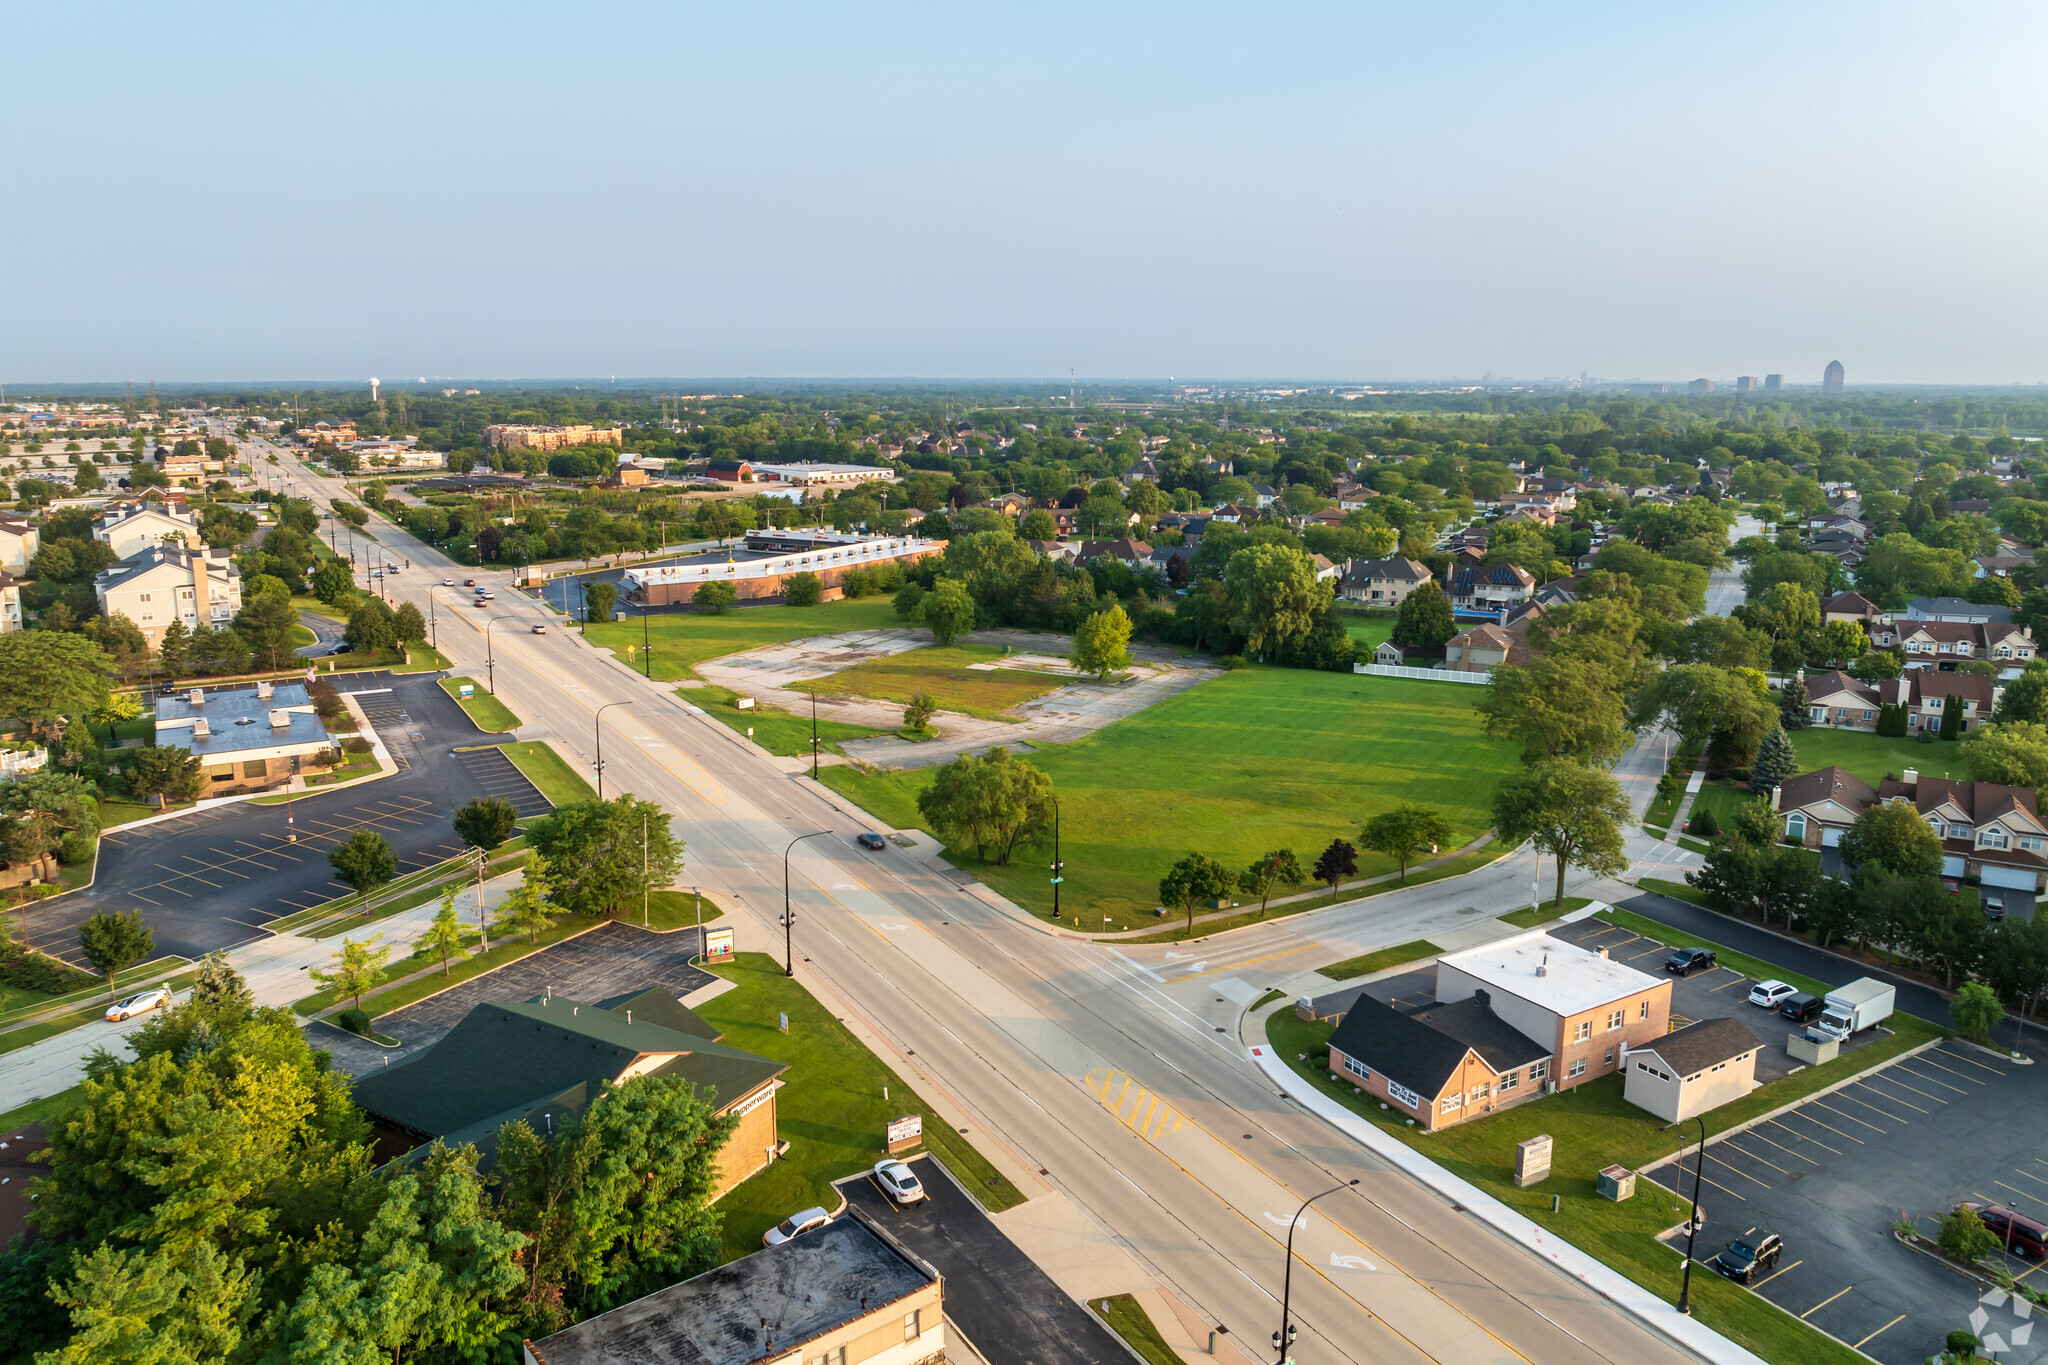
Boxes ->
[1322,932,1672,1131]
[484,424,622,452]
[152,681,339,794]
[622,530,941,607]
[525,1212,944,1365]
[92,543,243,646]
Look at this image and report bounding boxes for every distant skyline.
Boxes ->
[8,2,2046,384]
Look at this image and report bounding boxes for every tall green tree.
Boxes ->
[423,889,470,977]
[524,796,685,918]
[1475,656,1633,766]
[78,909,154,997]
[1158,853,1238,935]
[1960,721,2048,789]
[1748,725,1799,795]
[1492,760,1631,906]
[1242,848,1304,916]
[501,856,560,942]
[1223,543,1328,657]
[914,578,977,646]
[327,826,398,914]
[1838,800,1944,878]
[1071,604,1134,680]
[310,556,355,606]
[0,631,112,737]
[1358,804,1453,883]
[584,581,619,624]
[915,747,1055,865]
[310,932,391,1012]
[452,795,521,852]
[1389,579,1457,649]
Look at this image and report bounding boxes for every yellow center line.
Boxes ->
[1800,1285,1853,1319]
[1753,1257,1803,1288]
[1173,945,1318,980]
[1853,1315,1906,1349]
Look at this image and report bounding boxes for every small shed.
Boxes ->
[1622,1016,1764,1123]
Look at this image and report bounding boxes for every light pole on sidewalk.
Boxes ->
[594,701,630,800]
[1049,795,1063,919]
[782,830,833,976]
[1273,1179,1358,1363]
[1663,1116,1708,1314]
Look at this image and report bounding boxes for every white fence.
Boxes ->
[1351,662,1490,684]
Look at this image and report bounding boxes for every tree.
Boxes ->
[693,580,736,613]
[1389,580,1457,649]
[524,795,686,917]
[1838,800,1944,878]
[915,747,1055,865]
[1242,848,1304,916]
[1019,508,1057,540]
[232,591,298,671]
[501,856,559,942]
[188,947,253,1018]
[1224,543,1329,657]
[903,691,938,733]
[309,931,391,1012]
[156,618,192,680]
[1475,656,1634,766]
[422,889,470,977]
[1941,691,1966,740]
[327,826,398,914]
[1071,604,1134,681]
[0,631,112,736]
[783,571,823,607]
[1749,726,1799,795]
[124,744,204,807]
[1159,853,1238,934]
[1313,838,1358,894]
[1778,670,1811,729]
[1816,619,1867,668]
[343,597,397,654]
[1940,1204,1999,1264]
[393,601,427,644]
[1960,721,2048,789]
[1631,664,1777,770]
[78,909,153,997]
[1358,804,1452,883]
[452,795,521,852]
[1994,661,2048,724]
[915,578,978,646]
[1492,760,1631,906]
[310,557,355,605]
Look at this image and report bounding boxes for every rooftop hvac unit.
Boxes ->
[269,709,292,729]
[188,689,205,705]
[191,719,211,739]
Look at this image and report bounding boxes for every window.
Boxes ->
[1573,1021,1591,1043]
[1341,1055,1370,1081]
[1861,709,1875,721]
[242,759,268,779]
[1468,1083,1491,1104]
[1528,1061,1549,1082]
[1567,1057,1587,1078]
[811,1350,845,1365]
[1498,1070,1520,1094]
[1950,823,1972,839]
[2021,836,2044,852]
[1639,1000,1651,1021]
[1983,829,2008,849]
[1387,1080,1422,1108]
[1606,1009,1625,1031]
[1786,814,1806,839]
[1440,1095,1462,1115]
[904,1310,922,1342]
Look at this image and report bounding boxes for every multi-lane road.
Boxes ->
[214,432,1713,1365]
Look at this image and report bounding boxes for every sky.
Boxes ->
[9,1,2048,385]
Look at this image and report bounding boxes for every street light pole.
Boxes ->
[594,701,630,800]
[782,829,833,976]
[1050,795,1063,919]
[1274,1179,1358,1363]
[641,600,651,678]
[1663,1116,1709,1315]
[810,687,820,779]
[483,619,497,696]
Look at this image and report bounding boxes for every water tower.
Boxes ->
[369,377,380,403]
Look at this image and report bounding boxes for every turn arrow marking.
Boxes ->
[1330,1253,1375,1272]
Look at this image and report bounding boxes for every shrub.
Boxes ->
[784,571,823,607]
[1220,654,1247,671]
[1940,1205,1998,1264]
[0,943,96,994]
[840,568,873,598]
[1689,809,1719,838]
[336,1007,371,1036]
[342,737,373,755]
[308,678,346,720]
[57,831,95,865]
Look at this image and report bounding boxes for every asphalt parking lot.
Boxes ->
[838,1158,1124,1365]
[1652,1041,2039,1365]
[320,922,715,1077]
[38,672,549,964]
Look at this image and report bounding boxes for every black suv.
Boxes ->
[1665,947,1717,976]
[1779,993,1824,1023]
[1711,1232,1783,1283]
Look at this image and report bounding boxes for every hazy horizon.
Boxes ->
[10,2,2045,385]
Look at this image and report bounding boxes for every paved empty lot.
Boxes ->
[321,921,715,1077]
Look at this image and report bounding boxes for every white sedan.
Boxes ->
[105,987,171,1022]
[873,1159,926,1205]
[1748,980,1795,1009]
[763,1207,832,1247]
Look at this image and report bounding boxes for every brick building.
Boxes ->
[622,530,941,607]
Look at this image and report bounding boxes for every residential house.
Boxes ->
[1622,1017,1764,1123]
[0,572,19,632]
[1450,563,1535,613]
[980,492,1032,518]
[94,503,202,560]
[1975,553,2036,580]
[1249,484,1279,508]
[0,515,39,575]
[1310,553,1340,583]
[523,1213,944,1365]
[1120,457,1162,484]
[352,987,786,1200]
[1322,932,1672,1130]
[1820,591,1880,624]
[1907,597,2011,624]
[92,544,243,645]
[1075,538,1153,569]
[1442,621,1531,671]
[1333,479,1375,509]
[1337,556,1433,607]
[1800,667,1998,734]
[1888,620,2036,671]
[1372,640,1446,666]
[1499,504,1559,528]
[154,682,339,794]
[1033,539,1079,565]
[1776,766,2048,908]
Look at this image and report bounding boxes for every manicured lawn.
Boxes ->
[396,643,451,673]
[1342,616,1394,652]
[1785,725,1953,787]
[1267,1003,1941,1365]
[1684,779,1765,834]
[792,644,1063,721]
[1598,905,1834,997]
[644,888,726,930]
[584,598,903,680]
[685,684,884,757]
[1117,847,1507,941]
[1091,1295,1178,1365]
[1317,939,1442,981]
[695,953,1026,1261]
[439,676,522,732]
[486,740,596,805]
[1498,896,1591,929]
[821,669,1520,926]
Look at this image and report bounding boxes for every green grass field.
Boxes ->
[685,684,884,757]
[439,677,522,732]
[1343,616,1394,652]
[1317,939,1442,981]
[486,740,596,806]
[1783,725,1953,786]
[584,598,903,679]
[1091,1295,1179,1365]
[1684,779,1767,834]
[696,954,1026,1261]
[821,669,1520,925]
[793,643,1063,720]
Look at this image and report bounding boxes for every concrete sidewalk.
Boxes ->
[1249,1029,1768,1365]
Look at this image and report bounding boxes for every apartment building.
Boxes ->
[0,516,38,576]
[93,544,242,645]
[94,503,202,560]
[483,424,622,452]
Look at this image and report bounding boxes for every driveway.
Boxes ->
[839,1159,1126,1365]
[36,672,547,964]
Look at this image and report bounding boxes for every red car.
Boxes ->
[463,578,477,587]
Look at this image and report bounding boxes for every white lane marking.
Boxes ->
[1263,1211,1306,1229]
[1330,1253,1375,1271]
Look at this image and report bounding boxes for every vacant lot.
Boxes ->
[821,669,1519,925]
[584,599,901,679]
[793,643,1063,720]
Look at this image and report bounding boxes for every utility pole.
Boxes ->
[810,688,820,779]
[642,809,649,928]
[1050,796,1063,919]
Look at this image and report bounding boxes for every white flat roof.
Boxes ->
[1437,931,1664,1017]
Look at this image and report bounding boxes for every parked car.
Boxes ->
[762,1207,832,1248]
[857,832,887,850]
[1778,993,1825,1023]
[1710,1231,1783,1283]
[1959,1202,2048,1258]
[105,987,171,1023]
[1665,947,1717,976]
[872,1159,926,1205]
[1748,980,1795,1009]
[531,623,547,634]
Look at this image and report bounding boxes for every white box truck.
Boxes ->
[1815,978,1895,1040]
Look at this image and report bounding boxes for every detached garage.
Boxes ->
[1623,1017,1764,1124]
